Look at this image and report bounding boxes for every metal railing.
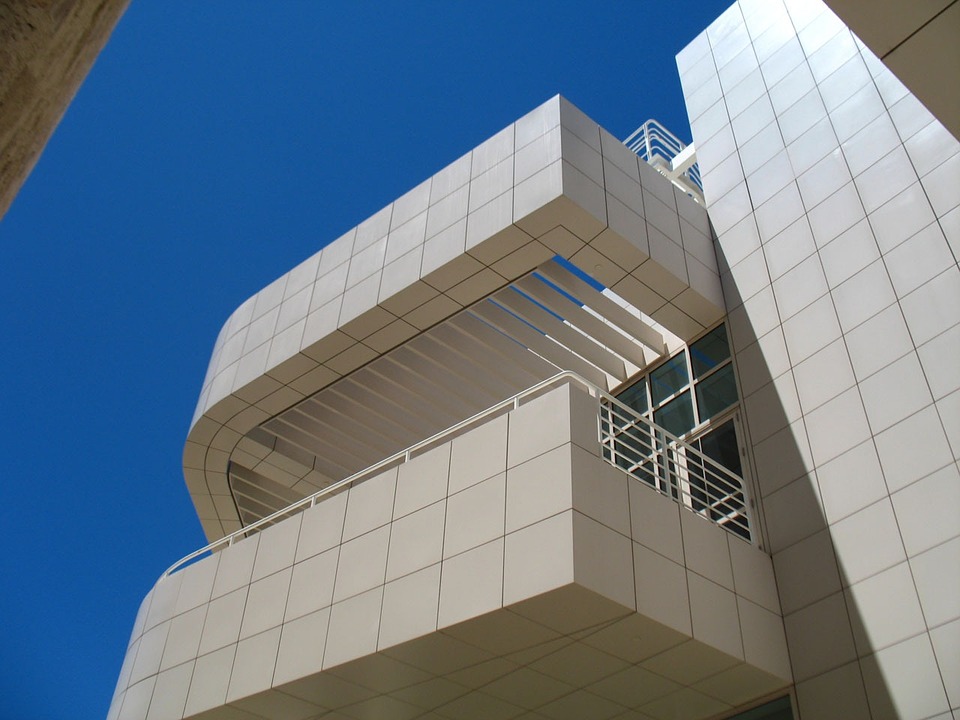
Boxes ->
[624,118,704,200]
[164,371,751,577]
[600,399,751,540]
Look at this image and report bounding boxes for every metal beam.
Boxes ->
[539,260,666,354]
[515,275,650,368]
[471,302,609,389]
[493,288,628,380]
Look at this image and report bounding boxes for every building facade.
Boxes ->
[108,0,959,718]
[678,1,959,717]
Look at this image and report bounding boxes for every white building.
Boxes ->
[108,0,959,718]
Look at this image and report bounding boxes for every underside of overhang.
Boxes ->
[228,258,671,526]
[821,0,959,141]
[202,588,790,720]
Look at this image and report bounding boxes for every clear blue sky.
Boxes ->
[0,2,732,717]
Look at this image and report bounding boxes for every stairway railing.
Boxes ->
[624,118,704,202]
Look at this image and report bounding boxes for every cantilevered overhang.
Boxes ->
[184,96,726,541]
[116,385,790,720]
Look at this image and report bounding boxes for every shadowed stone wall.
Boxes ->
[0,0,129,219]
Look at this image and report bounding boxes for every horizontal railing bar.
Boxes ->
[601,439,743,499]
[600,396,745,484]
[600,411,751,537]
[621,464,749,528]
[600,433,744,499]
[604,444,744,503]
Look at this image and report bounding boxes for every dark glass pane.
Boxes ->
[611,421,655,465]
[696,363,738,421]
[653,391,694,437]
[650,352,689,405]
[729,696,793,720]
[690,324,730,378]
[726,518,751,541]
[687,464,709,511]
[614,437,643,470]
[616,379,648,416]
[699,419,743,476]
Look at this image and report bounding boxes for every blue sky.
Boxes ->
[0,2,732,717]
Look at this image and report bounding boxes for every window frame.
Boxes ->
[607,322,757,542]
[612,323,740,444]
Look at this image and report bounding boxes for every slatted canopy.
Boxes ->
[228,258,668,526]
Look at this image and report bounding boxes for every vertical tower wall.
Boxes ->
[679,0,959,717]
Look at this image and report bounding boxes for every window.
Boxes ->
[654,391,695,437]
[615,323,738,441]
[724,696,794,720]
[690,323,730,377]
[607,323,751,539]
[688,418,749,539]
[697,363,737,421]
[650,352,689,405]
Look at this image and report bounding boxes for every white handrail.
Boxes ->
[163,370,751,577]
[164,372,593,576]
[601,402,751,538]
[624,118,704,201]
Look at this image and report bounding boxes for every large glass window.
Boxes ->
[697,419,742,476]
[688,418,749,539]
[690,323,730,377]
[617,380,648,416]
[615,322,737,441]
[654,391,695,437]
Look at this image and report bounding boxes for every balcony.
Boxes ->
[110,380,790,720]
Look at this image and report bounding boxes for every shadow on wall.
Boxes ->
[716,239,897,720]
